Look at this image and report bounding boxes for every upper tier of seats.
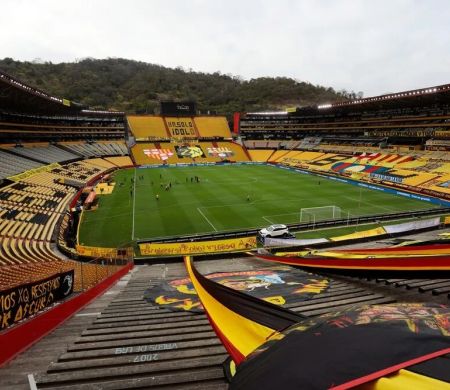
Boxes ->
[127,115,232,140]
[0,112,125,142]
[194,116,232,138]
[239,113,450,139]
[127,116,168,139]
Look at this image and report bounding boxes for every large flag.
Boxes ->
[184,257,450,389]
[253,241,450,271]
[356,152,381,160]
[143,148,173,161]
[207,147,234,158]
[230,303,450,389]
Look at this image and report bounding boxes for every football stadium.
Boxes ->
[1,13,450,389]
[1,69,449,389]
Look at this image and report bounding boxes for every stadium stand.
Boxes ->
[0,149,44,179]
[0,157,127,292]
[104,156,134,167]
[127,115,168,139]
[248,149,275,162]
[0,69,131,298]
[8,144,80,163]
[194,116,232,138]
[128,115,234,140]
[0,112,125,142]
[240,84,450,198]
[61,141,128,157]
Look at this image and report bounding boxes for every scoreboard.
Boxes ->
[161,101,196,116]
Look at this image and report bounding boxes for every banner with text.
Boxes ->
[0,270,74,330]
[383,217,441,234]
[139,236,257,256]
[8,162,60,182]
[263,237,329,247]
[76,245,131,259]
[330,227,386,242]
[165,117,197,138]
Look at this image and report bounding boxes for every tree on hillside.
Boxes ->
[0,57,348,114]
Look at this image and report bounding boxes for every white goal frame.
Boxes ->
[300,205,342,223]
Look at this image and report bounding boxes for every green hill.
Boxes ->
[0,57,349,114]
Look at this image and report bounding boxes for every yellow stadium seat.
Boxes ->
[248,149,275,162]
[127,115,168,139]
[194,116,232,138]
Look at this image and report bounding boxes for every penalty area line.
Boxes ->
[262,216,275,224]
[197,207,218,232]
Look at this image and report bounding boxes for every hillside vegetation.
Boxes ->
[0,57,352,114]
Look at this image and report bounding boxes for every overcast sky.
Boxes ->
[1,0,449,97]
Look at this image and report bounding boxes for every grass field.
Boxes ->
[78,165,437,247]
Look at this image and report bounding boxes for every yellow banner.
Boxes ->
[75,244,130,258]
[8,162,60,182]
[330,227,386,242]
[139,236,257,256]
[350,172,365,180]
[62,98,71,107]
[435,130,450,138]
[444,216,450,225]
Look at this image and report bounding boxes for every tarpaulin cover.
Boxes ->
[230,303,450,390]
[144,266,329,312]
[183,257,305,363]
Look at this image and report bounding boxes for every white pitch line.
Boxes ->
[131,168,137,240]
[262,216,275,224]
[197,207,218,231]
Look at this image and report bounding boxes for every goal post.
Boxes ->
[299,205,342,223]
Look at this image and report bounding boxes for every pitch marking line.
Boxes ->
[197,207,218,231]
[262,212,300,224]
[262,216,275,224]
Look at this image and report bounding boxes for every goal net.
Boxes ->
[300,205,342,223]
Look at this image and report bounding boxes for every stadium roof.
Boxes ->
[0,69,124,116]
[244,83,450,117]
[312,83,450,115]
[0,69,87,115]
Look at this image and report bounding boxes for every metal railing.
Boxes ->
[138,207,450,244]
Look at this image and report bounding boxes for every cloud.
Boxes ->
[1,0,449,96]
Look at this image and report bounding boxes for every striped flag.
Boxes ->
[356,152,381,160]
[207,147,233,157]
[143,149,174,161]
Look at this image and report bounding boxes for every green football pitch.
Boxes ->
[78,164,436,247]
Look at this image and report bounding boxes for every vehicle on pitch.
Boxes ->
[258,224,291,238]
